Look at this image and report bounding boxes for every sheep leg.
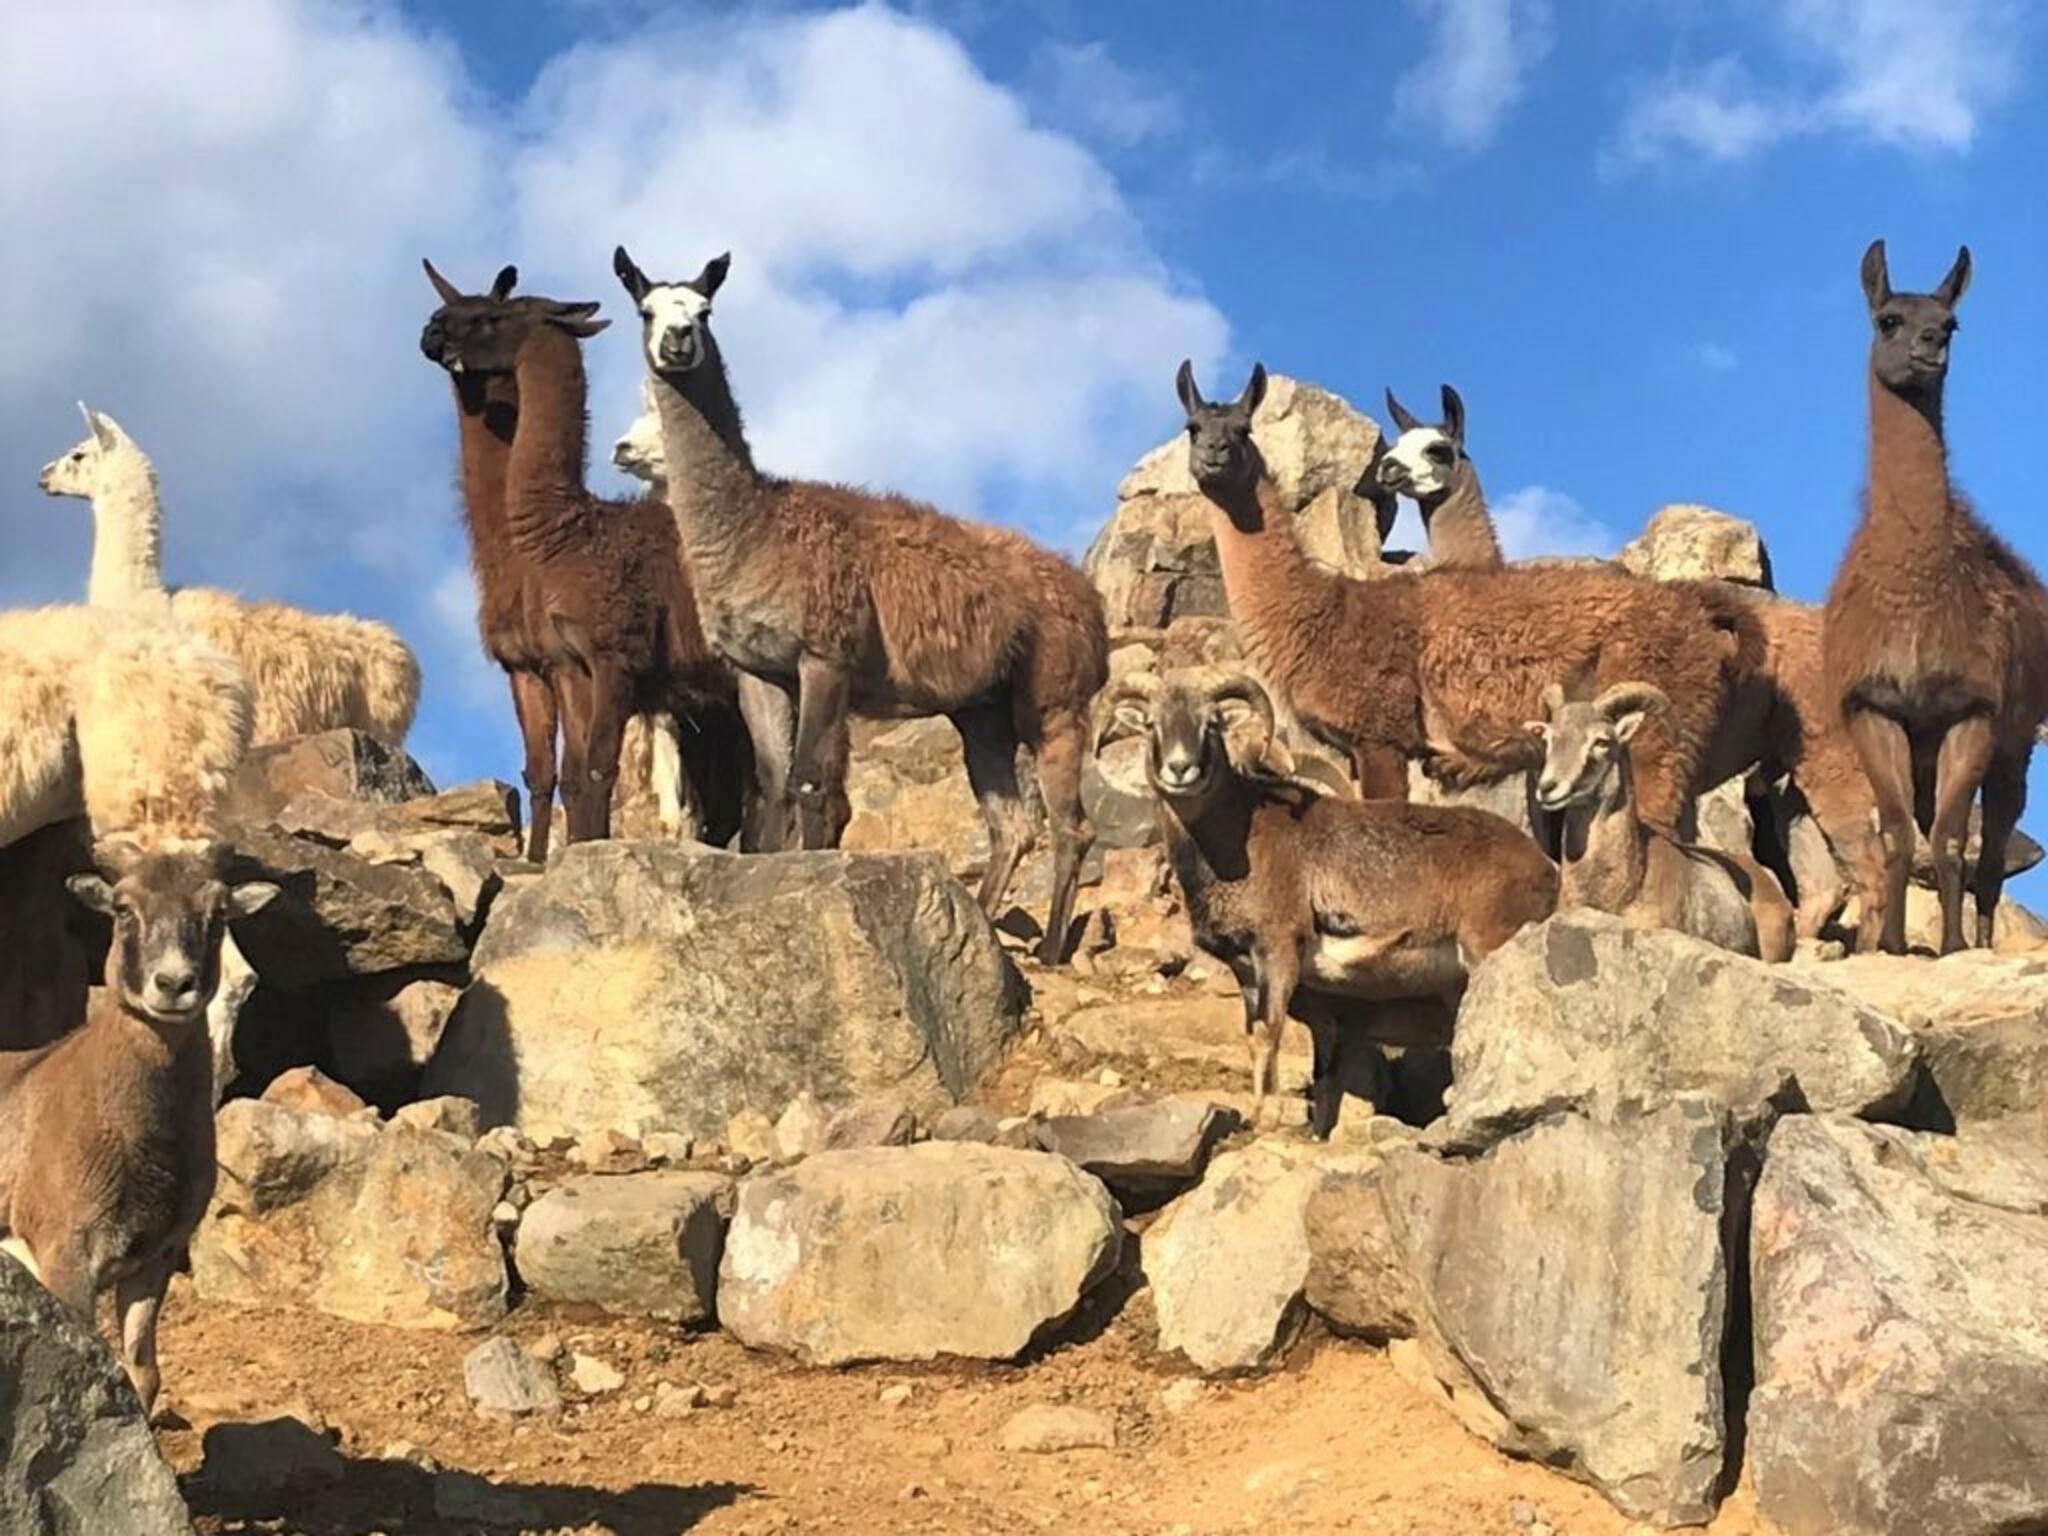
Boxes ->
[790,656,852,852]
[1294,992,1344,1140]
[1928,716,1996,954]
[115,1254,173,1420]
[737,674,798,852]
[508,668,560,863]
[1250,945,1300,1130]
[1032,711,1093,968]
[1844,710,1917,955]
[1971,752,2028,949]
[33,1228,94,1319]
[953,701,1033,930]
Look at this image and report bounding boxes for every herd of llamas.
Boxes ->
[0,234,2044,1413]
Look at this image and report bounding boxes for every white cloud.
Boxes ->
[1393,0,1555,150]
[1692,341,1740,373]
[1604,0,2028,173]
[1027,40,1181,150]
[1491,485,1621,561]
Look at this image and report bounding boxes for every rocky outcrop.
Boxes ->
[1618,505,1773,587]
[226,728,435,825]
[515,1172,731,1325]
[0,1257,194,1536]
[423,842,1025,1142]
[717,1144,1121,1365]
[1747,1116,2048,1536]
[1034,1098,1237,1208]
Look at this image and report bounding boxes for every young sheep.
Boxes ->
[1098,667,1558,1135]
[0,837,277,1416]
[39,407,421,747]
[1534,682,1795,962]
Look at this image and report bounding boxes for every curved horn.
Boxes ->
[1093,671,1164,754]
[1384,387,1423,436]
[1592,681,1671,720]
[422,257,463,305]
[1204,669,1277,766]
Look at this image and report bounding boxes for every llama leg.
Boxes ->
[552,670,597,844]
[1928,715,1996,955]
[508,668,559,863]
[1845,709,1916,955]
[790,656,851,852]
[1971,751,2029,949]
[115,1255,173,1419]
[1031,711,1093,968]
[952,700,1032,925]
[736,673,797,852]
[1352,741,1409,800]
[573,664,633,844]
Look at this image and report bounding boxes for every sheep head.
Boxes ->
[1528,680,1670,812]
[1096,666,1277,807]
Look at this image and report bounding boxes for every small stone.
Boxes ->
[1160,1379,1205,1416]
[700,1382,738,1409]
[526,1333,565,1364]
[997,1404,1116,1454]
[571,1128,649,1174]
[462,1336,560,1418]
[390,1096,483,1141]
[821,1094,918,1151]
[655,1382,706,1420]
[1510,1500,1538,1528]
[761,1432,790,1454]
[632,1395,653,1414]
[775,1091,831,1161]
[491,1201,520,1230]
[878,1383,913,1408]
[261,1066,368,1120]
[1096,1067,1123,1089]
[726,1108,778,1165]
[569,1353,624,1395]
[381,1440,439,1471]
[475,1125,539,1170]
[643,1130,693,1164]
[900,1480,928,1499]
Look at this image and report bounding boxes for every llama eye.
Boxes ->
[1425,444,1453,464]
[1878,315,1902,335]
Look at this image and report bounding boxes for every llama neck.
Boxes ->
[505,326,593,552]
[1865,367,1954,534]
[1207,474,1336,620]
[87,462,166,605]
[649,350,768,556]
[1419,466,1503,568]
[451,374,516,547]
[1558,756,1647,910]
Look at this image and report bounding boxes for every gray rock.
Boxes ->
[929,1105,1005,1144]
[227,728,435,825]
[774,1091,831,1160]
[390,1096,483,1141]
[515,1172,731,1325]
[461,1336,560,1418]
[423,842,1025,1143]
[278,779,520,846]
[1445,914,1919,1149]
[1618,504,1772,587]
[346,826,501,929]
[0,1257,194,1535]
[192,1099,508,1330]
[1036,1099,1237,1205]
[1748,1116,2048,1536]
[718,1144,1121,1366]
[820,1094,918,1151]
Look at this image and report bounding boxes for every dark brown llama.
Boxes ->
[1177,360,1760,825]
[1822,240,2048,954]
[426,285,751,848]
[613,245,1109,965]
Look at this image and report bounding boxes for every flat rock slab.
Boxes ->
[1748,1115,2048,1536]
[515,1172,732,1325]
[1445,913,1918,1149]
[1038,1099,1238,1205]
[226,728,435,824]
[718,1144,1120,1366]
[192,1099,507,1331]
[423,842,1024,1143]
[0,1258,194,1536]
[462,1336,561,1418]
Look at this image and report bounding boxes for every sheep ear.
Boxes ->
[423,257,464,305]
[613,245,651,304]
[1384,388,1423,436]
[1440,384,1465,447]
[1238,362,1268,416]
[1860,239,1891,311]
[1175,359,1205,416]
[66,874,115,915]
[1612,710,1650,744]
[490,265,519,301]
[696,252,731,298]
[1935,245,1971,307]
[1524,720,1549,741]
[230,881,280,917]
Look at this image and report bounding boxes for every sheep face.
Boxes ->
[67,843,277,1027]
[1175,360,1268,502]
[1860,239,1969,400]
[38,405,135,500]
[1376,385,1468,501]
[1530,682,1667,812]
[614,246,729,379]
[1100,669,1277,812]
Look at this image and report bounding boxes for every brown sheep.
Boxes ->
[1176,361,1760,826]
[615,246,1109,965]
[1822,241,2048,954]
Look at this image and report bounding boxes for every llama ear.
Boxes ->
[490,265,519,301]
[1384,388,1423,436]
[1860,239,1891,311]
[1238,362,1268,416]
[87,409,118,449]
[1175,359,1205,416]
[697,252,731,298]
[1935,245,1971,307]
[66,874,115,915]
[1440,384,1466,447]
[552,315,611,338]
[422,257,464,305]
[613,245,651,303]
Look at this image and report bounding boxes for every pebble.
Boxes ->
[1096,1066,1123,1089]
[525,1333,565,1364]
[701,1382,739,1408]
[1159,1378,1205,1416]
[1509,1499,1539,1527]
[569,1352,625,1395]
[997,1404,1116,1454]
[656,1382,707,1419]
[462,1336,561,1418]
[878,1382,914,1408]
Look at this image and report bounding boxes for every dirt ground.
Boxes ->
[157,1282,1776,1536]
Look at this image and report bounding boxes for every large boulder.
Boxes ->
[226,728,434,824]
[717,1143,1120,1365]
[1748,1116,2048,1536]
[1035,1098,1237,1208]
[515,1172,731,1325]
[1444,914,1920,1148]
[0,1257,194,1536]
[1305,1098,1733,1526]
[423,842,1025,1143]
[1617,505,1772,587]
[191,1099,508,1330]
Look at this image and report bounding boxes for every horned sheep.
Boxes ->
[38,407,420,748]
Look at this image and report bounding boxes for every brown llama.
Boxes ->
[425,282,751,848]
[613,245,1109,966]
[1177,360,1759,825]
[1822,240,2048,954]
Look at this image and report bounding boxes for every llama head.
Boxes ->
[1376,385,1468,502]
[614,245,730,377]
[419,258,520,373]
[612,377,668,486]
[38,404,145,500]
[1527,681,1668,812]
[68,837,277,1027]
[421,258,607,378]
[1175,360,1268,502]
[1860,239,1970,400]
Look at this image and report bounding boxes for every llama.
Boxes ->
[1822,241,2048,954]
[1376,385,1505,569]
[423,280,750,848]
[615,245,1109,965]
[1177,360,1758,823]
[0,837,276,1416]
[38,408,419,747]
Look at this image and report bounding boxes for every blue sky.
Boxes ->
[3,0,2043,896]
